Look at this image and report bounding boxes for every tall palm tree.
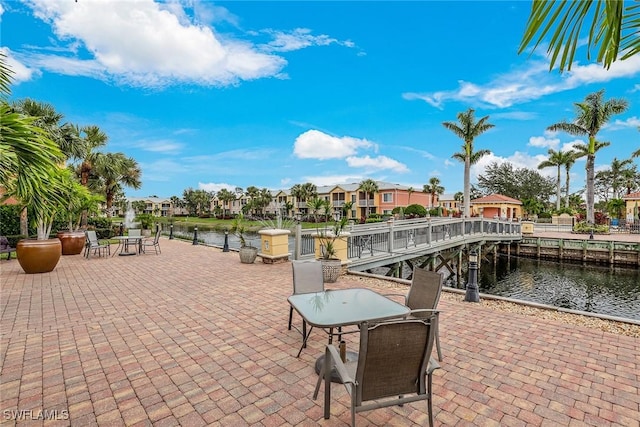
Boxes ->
[422,177,444,209]
[633,148,640,158]
[562,150,577,208]
[92,153,142,216]
[407,187,414,204]
[538,149,565,211]
[519,0,640,72]
[1,55,64,236]
[443,108,494,218]
[548,90,628,223]
[358,179,379,218]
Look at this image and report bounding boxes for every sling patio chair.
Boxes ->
[289,260,324,350]
[406,268,444,361]
[313,313,441,426]
[383,268,444,361]
[84,230,110,258]
[141,227,161,254]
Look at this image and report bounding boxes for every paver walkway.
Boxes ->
[1,238,638,426]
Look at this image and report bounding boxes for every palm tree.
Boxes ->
[358,179,379,218]
[633,148,640,158]
[562,151,577,208]
[443,108,494,218]
[1,56,64,236]
[519,0,640,72]
[422,177,444,209]
[92,153,142,216]
[216,188,236,217]
[407,187,415,204]
[538,149,565,211]
[608,157,634,198]
[548,90,628,223]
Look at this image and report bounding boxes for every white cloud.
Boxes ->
[134,139,184,154]
[528,135,559,150]
[198,182,238,193]
[606,116,640,130]
[293,129,375,160]
[470,151,550,182]
[403,56,640,109]
[22,0,286,88]
[302,174,365,187]
[262,28,354,52]
[345,155,409,173]
[0,47,38,83]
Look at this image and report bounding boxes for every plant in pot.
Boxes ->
[317,217,348,283]
[57,176,103,255]
[135,213,154,237]
[1,73,69,273]
[231,213,258,264]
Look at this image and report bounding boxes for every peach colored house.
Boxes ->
[623,191,640,223]
[471,194,522,220]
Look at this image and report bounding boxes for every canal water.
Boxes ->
[475,256,640,322]
[170,226,639,322]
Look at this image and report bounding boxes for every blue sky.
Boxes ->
[2,0,639,199]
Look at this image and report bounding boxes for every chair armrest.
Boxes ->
[325,345,354,385]
[427,356,440,375]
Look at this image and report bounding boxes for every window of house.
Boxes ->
[383,193,393,202]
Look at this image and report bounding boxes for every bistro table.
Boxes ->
[112,235,143,256]
[288,288,410,381]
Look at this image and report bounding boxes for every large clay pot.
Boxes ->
[57,231,86,255]
[16,239,62,274]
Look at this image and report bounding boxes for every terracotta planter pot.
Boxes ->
[16,239,62,274]
[57,231,86,255]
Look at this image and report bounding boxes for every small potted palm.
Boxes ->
[57,176,102,255]
[232,213,258,264]
[317,217,348,283]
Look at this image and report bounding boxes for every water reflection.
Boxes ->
[478,257,640,321]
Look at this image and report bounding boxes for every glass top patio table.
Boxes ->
[112,236,143,256]
[287,288,410,329]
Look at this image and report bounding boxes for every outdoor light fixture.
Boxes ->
[192,226,199,245]
[464,248,480,303]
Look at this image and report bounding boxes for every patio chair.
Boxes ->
[0,236,16,260]
[406,268,444,361]
[289,260,324,348]
[314,314,441,426]
[85,230,110,258]
[141,227,161,254]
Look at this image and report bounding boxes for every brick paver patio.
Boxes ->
[1,238,638,426]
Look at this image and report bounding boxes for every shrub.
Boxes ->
[404,204,427,217]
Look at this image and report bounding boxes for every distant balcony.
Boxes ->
[358,200,374,207]
[332,201,345,207]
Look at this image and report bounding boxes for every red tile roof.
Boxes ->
[471,193,522,205]
[623,191,640,200]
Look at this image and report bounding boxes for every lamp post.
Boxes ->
[464,249,480,302]
[169,224,174,240]
[223,230,229,252]
[192,226,199,245]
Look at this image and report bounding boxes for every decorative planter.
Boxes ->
[320,258,342,283]
[239,246,258,264]
[16,239,62,274]
[56,231,86,255]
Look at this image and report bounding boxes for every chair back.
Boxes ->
[406,268,443,317]
[292,260,324,295]
[128,229,141,237]
[86,230,99,244]
[152,227,161,243]
[356,317,435,404]
[0,236,10,249]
